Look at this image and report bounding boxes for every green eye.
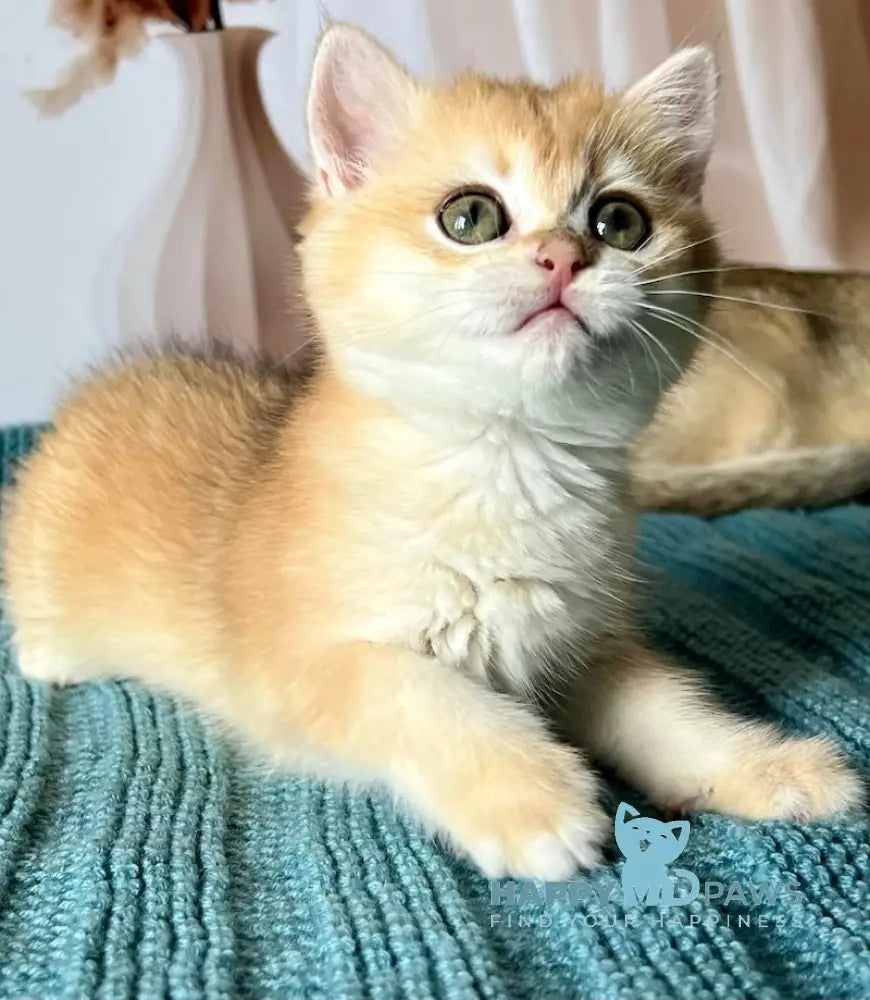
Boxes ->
[590,197,650,251]
[437,190,511,245]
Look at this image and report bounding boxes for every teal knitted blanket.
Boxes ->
[0,424,868,1000]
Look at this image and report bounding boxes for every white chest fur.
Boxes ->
[358,418,634,695]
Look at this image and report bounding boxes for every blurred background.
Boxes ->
[1,0,869,424]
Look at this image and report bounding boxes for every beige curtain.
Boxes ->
[271,0,870,271]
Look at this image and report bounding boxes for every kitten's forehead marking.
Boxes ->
[424,120,659,247]
[504,146,580,234]
[440,144,564,236]
[597,151,659,198]
[565,150,660,230]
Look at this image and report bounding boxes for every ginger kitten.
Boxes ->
[3,26,862,880]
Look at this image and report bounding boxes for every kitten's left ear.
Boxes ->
[624,46,718,187]
[307,24,418,197]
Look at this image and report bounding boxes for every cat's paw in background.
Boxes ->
[694,736,864,821]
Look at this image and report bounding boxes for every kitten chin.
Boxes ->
[4,27,862,881]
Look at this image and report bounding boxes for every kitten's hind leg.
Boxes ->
[564,636,864,821]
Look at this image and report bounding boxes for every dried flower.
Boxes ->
[168,1,219,31]
[27,0,229,115]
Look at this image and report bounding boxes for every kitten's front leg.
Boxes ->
[263,642,608,878]
[565,636,863,820]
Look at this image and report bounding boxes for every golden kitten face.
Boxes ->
[300,27,719,425]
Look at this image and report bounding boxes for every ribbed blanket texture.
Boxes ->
[0,424,868,1000]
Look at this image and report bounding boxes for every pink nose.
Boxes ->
[535,238,587,288]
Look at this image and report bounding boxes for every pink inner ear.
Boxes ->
[315,89,381,192]
[309,28,413,195]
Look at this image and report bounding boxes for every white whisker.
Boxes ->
[264,334,319,374]
[627,319,665,392]
[633,229,733,276]
[629,318,682,378]
[640,301,783,404]
[636,264,758,286]
[645,289,833,319]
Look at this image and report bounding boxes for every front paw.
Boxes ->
[689,736,864,822]
[434,739,609,880]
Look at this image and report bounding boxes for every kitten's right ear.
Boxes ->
[307,24,417,197]
[624,46,718,189]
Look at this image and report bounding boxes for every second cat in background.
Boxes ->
[634,265,870,515]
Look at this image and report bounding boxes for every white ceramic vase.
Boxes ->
[116,26,308,358]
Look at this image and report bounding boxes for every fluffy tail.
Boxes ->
[632,444,870,517]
